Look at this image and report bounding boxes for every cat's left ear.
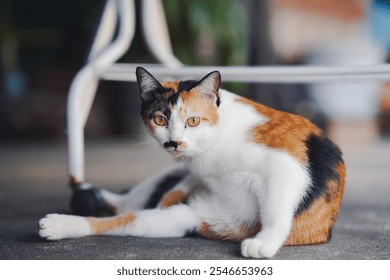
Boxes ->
[195,71,221,106]
[135,67,162,103]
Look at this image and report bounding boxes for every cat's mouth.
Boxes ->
[165,148,185,158]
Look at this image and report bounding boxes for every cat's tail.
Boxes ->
[100,162,189,213]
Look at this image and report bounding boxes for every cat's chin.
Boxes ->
[166,149,183,158]
[166,149,194,160]
[169,151,180,157]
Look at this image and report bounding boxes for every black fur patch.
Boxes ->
[141,80,199,120]
[143,102,171,121]
[144,175,185,209]
[166,92,180,106]
[216,96,221,107]
[184,228,202,238]
[167,80,198,106]
[295,134,343,215]
[178,80,198,92]
[141,88,170,118]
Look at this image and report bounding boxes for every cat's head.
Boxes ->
[136,67,221,158]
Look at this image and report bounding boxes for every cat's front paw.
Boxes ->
[241,238,277,259]
[39,214,90,240]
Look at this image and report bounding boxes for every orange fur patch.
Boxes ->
[87,213,136,235]
[286,161,346,245]
[159,190,187,208]
[159,81,180,104]
[286,196,334,245]
[178,107,187,118]
[180,89,219,126]
[160,81,179,93]
[198,223,236,241]
[237,97,321,164]
[198,222,260,242]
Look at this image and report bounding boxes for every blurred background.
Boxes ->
[1,0,390,260]
[0,0,389,197]
[1,0,390,142]
[1,0,390,201]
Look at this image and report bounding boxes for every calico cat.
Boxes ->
[39,67,346,259]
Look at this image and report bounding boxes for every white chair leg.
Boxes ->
[87,0,117,61]
[66,0,135,216]
[141,0,182,66]
[67,0,135,185]
[67,67,97,184]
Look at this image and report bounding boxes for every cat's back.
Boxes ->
[224,91,336,164]
[213,90,337,172]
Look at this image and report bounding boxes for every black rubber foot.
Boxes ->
[70,186,114,217]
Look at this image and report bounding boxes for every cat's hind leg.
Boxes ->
[39,204,200,240]
[157,174,202,208]
[100,162,189,213]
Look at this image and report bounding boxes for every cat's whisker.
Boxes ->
[189,145,209,156]
[132,139,160,151]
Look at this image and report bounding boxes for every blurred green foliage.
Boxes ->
[164,0,248,66]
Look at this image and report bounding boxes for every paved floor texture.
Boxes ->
[1,135,389,260]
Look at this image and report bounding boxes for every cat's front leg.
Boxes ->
[241,157,309,258]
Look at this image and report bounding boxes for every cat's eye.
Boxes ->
[154,115,167,126]
[187,117,200,127]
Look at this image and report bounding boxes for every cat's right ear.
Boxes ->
[136,67,162,103]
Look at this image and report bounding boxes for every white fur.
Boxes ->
[39,214,91,240]
[169,98,187,142]
[195,71,219,96]
[122,205,201,237]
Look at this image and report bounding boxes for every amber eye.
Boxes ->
[154,115,167,126]
[187,117,201,127]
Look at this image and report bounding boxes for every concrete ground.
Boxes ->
[1,129,390,260]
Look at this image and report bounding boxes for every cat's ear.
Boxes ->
[135,67,162,102]
[195,71,221,106]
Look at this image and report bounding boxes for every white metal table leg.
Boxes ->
[67,67,97,185]
[141,0,182,66]
[67,0,135,185]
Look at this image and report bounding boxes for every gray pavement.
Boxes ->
[1,135,390,259]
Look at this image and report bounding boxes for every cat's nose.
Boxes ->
[163,141,181,150]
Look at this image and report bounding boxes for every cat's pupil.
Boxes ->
[154,115,167,126]
[187,117,200,127]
